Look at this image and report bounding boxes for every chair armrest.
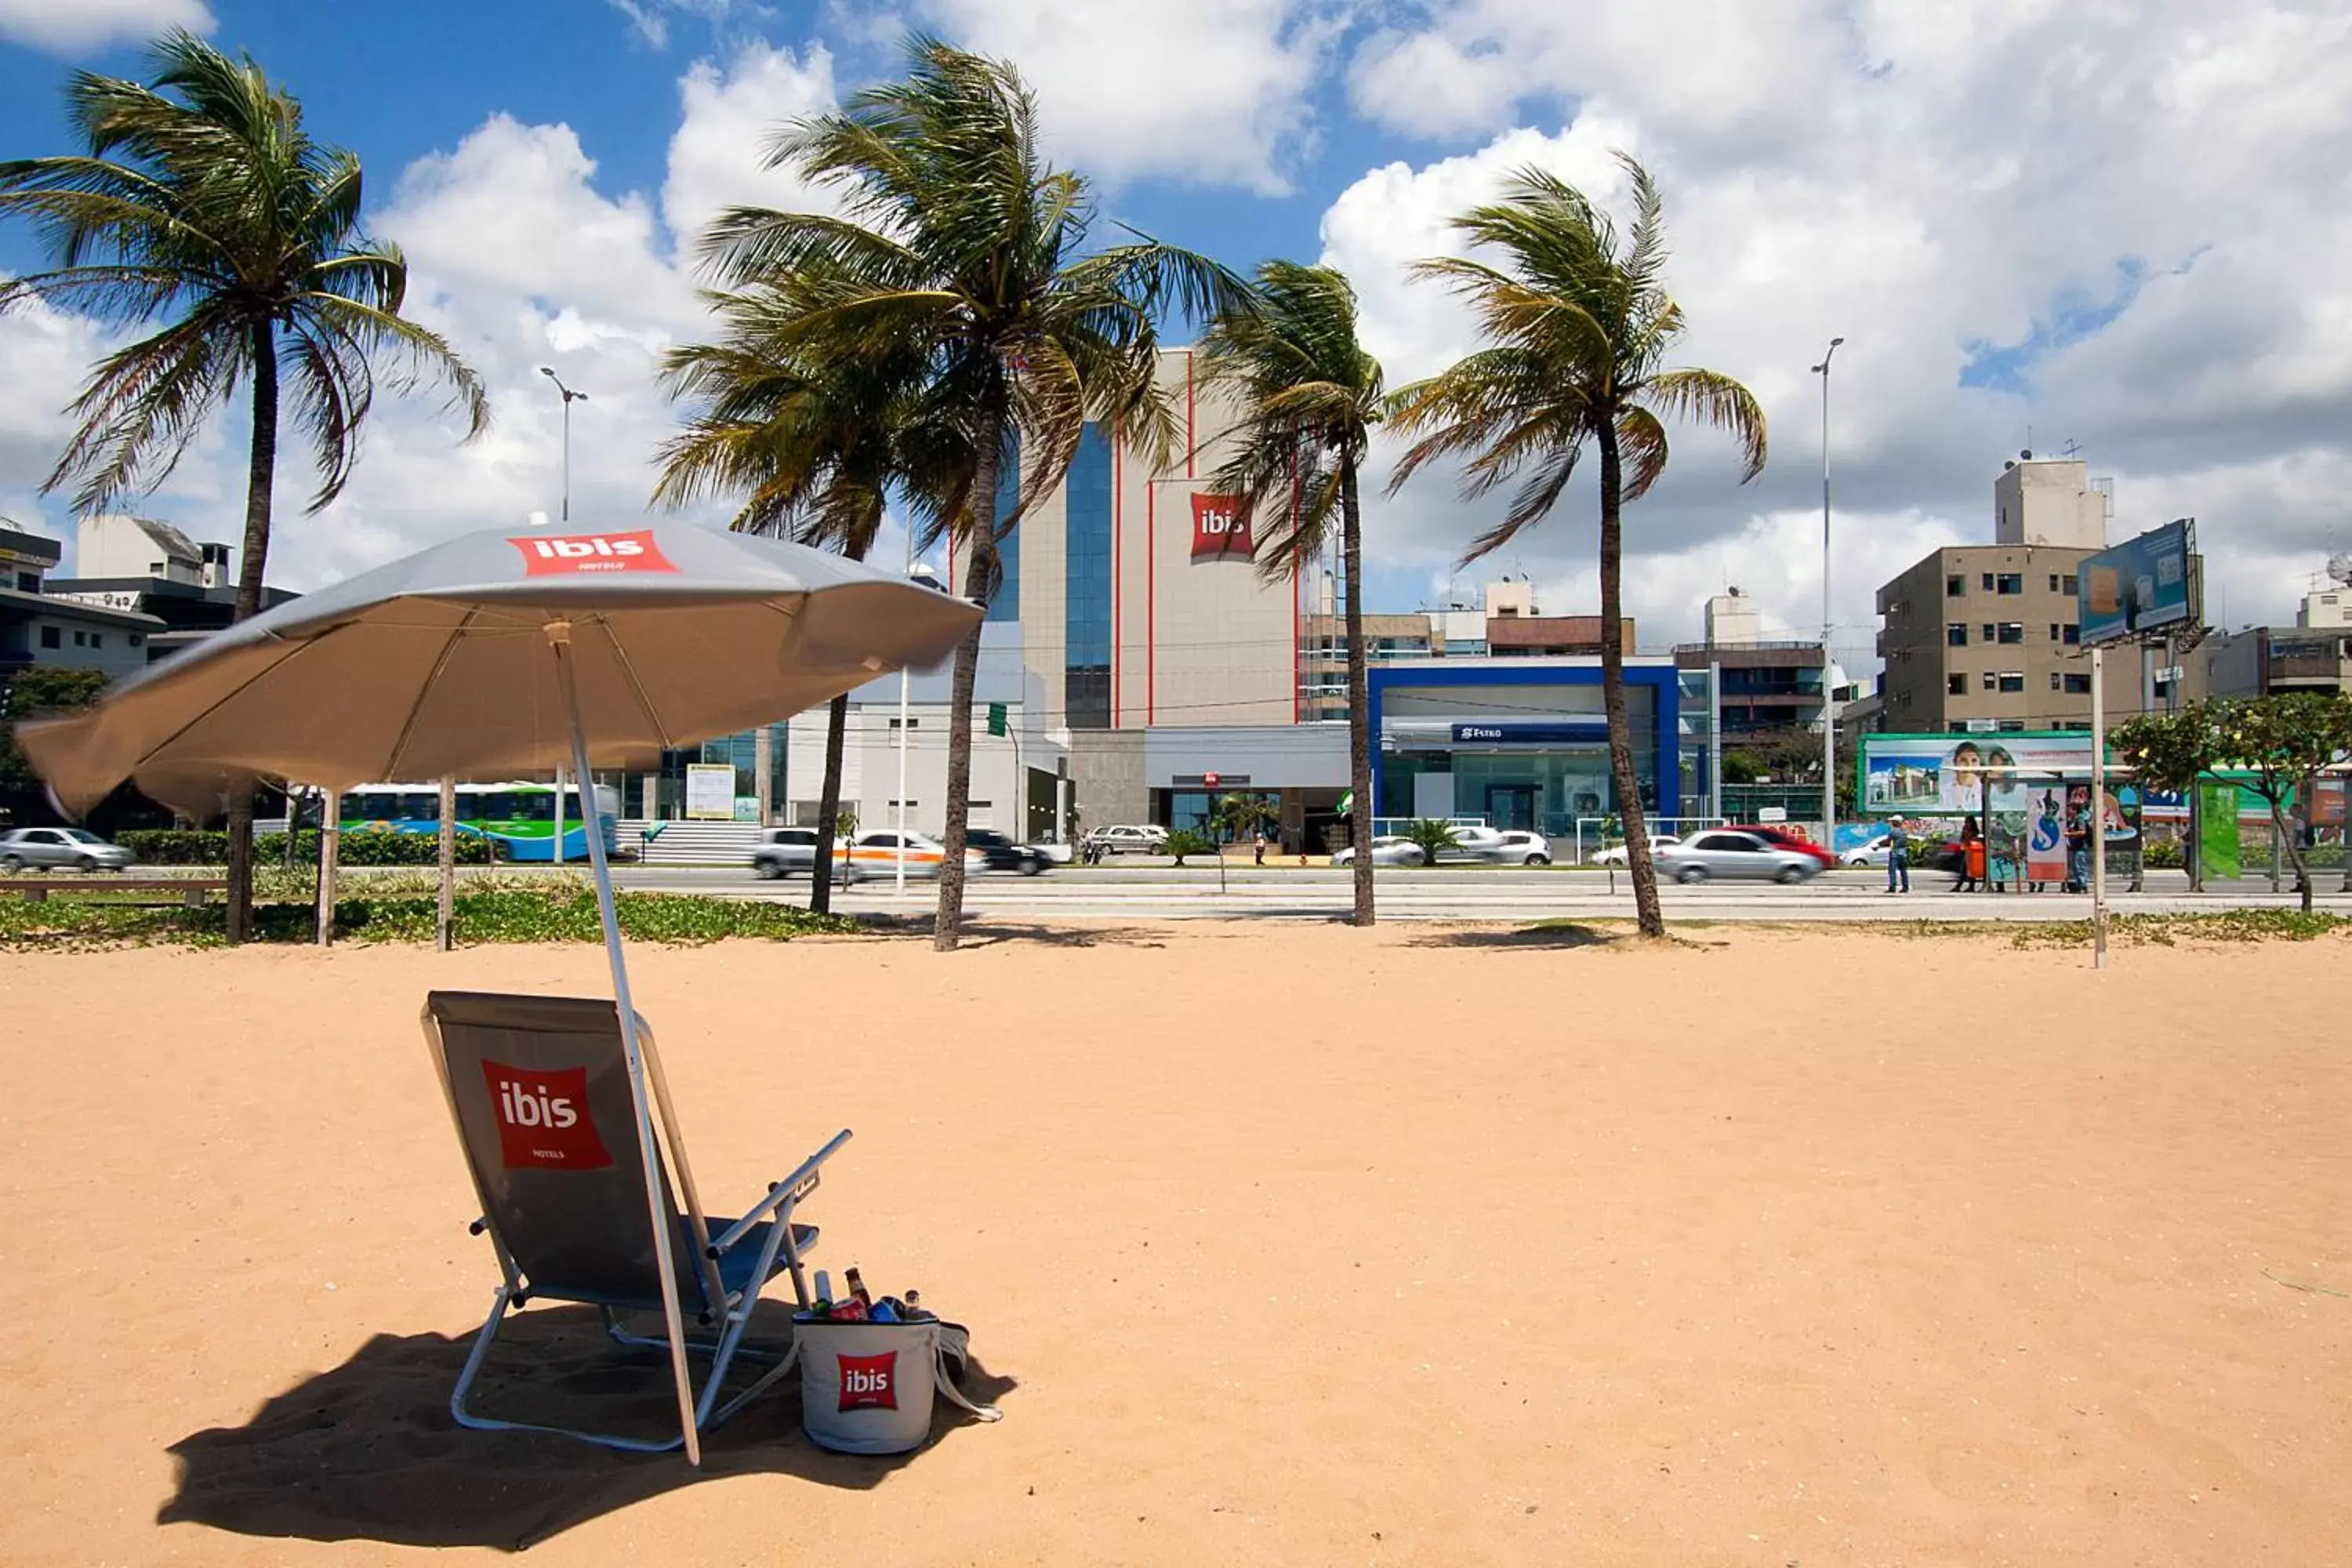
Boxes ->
[710,1127,852,1255]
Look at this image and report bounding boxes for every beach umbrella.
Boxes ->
[19,520,980,1461]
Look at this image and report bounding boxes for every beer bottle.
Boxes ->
[844,1266,873,1309]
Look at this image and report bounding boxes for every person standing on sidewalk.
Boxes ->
[1253,829,1266,866]
[1886,817,1912,893]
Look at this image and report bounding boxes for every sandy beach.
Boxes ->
[1,922,2346,1565]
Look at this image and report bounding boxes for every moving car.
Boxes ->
[835,829,949,882]
[1656,829,1828,884]
[965,828,1051,875]
[0,826,135,872]
[1592,833,1679,866]
[1441,826,1554,866]
[750,826,822,879]
[1330,836,1431,867]
[1085,824,1169,855]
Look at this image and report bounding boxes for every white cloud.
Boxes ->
[662,40,840,249]
[1324,0,2352,652]
[906,0,1342,193]
[0,0,210,54]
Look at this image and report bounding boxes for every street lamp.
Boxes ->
[539,367,588,525]
[1811,336,1845,857]
[539,368,589,861]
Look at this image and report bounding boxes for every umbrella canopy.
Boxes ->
[21,522,980,817]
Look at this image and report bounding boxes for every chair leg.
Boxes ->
[601,1306,785,1363]
[451,1290,687,1454]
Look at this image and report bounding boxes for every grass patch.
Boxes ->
[0,886,858,951]
[2005,908,2352,949]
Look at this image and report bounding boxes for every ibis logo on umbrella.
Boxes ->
[836,1350,899,1412]
[481,1060,612,1170]
[509,530,679,576]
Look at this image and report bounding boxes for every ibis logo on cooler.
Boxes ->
[508,529,677,576]
[836,1349,899,1412]
[480,1061,612,1170]
[1190,493,1251,560]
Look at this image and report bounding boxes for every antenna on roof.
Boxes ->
[2060,439,2081,458]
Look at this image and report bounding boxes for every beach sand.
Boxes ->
[0,922,2346,1565]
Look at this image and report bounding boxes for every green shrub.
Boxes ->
[114,827,494,866]
[1162,829,1216,866]
[0,887,855,949]
[2142,838,2183,869]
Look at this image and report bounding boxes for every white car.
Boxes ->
[1475,829,1553,866]
[1592,833,1679,866]
[1085,824,1169,855]
[1840,840,1893,868]
[1330,835,1431,867]
[833,829,950,882]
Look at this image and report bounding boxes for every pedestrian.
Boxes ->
[2063,787,2091,892]
[1252,829,1266,866]
[1886,816,1911,893]
[1955,817,1983,892]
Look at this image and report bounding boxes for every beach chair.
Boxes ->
[422,990,850,1454]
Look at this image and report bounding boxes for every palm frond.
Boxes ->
[1642,368,1766,482]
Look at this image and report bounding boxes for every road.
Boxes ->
[571,862,2352,923]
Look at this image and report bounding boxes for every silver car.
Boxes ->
[750,826,821,879]
[1655,829,1822,885]
[0,826,135,872]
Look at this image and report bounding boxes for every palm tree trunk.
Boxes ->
[1596,423,1663,937]
[1340,454,1375,926]
[223,318,281,946]
[935,421,1003,952]
[808,534,872,916]
[810,693,850,913]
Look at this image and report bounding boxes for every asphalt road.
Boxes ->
[578,862,2351,923]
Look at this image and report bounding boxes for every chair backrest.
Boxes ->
[422,990,691,1312]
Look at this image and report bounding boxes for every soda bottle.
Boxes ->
[844,1266,874,1310]
[811,1270,835,1317]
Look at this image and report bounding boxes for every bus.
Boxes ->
[337,781,619,862]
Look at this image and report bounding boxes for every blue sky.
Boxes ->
[3,0,2348,657]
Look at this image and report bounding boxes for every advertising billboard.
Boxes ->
[1860,733,2098,813]
[2078,519,2194,645]
[684,763,737,821]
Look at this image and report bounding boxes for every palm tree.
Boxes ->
[1197,261,1385,925]
[652,279,963,913]
[0,31,489,942]
[1387,156,1765,937]
[699,36,1248,950]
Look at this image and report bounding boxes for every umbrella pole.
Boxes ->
[549,626,703,1467]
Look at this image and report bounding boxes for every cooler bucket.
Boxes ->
[792,1317,942,1455]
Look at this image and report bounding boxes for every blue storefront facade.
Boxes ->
[1367,659,1697,837]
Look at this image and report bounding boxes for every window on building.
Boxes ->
[1982,672,1998,691]
[1997,672,2025,693]
[2048,623,2060,641]
[1996,622,2024,644]
[1995,573,2023,595]
[13,572,36,592]
[2063,673,2091,695]
[1946,574,1965,597]
[887,717,920,730]
[1947,673,1966,695]
[2062,623,2080,644]
[72,630,86,646]
[1982,623,1995,641]
[129,634,142,647]
[1063,423,1111,728]
[1948,721,1969,733]
[2050,672,2062,691]
[2049,574,2060,593]
[2062,574,2078,595]
[1946,622,1968,646]
[1980,572,1994,590]
[89,633,102,648]
[1998,720,2027,732]
[39,625,61,648]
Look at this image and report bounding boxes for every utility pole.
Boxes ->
[1812,336,1846,854]
[540,368,589,865]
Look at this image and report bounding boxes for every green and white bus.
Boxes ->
[338,781,619,862]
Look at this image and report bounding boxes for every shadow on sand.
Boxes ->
[853,914,1169,949]
[157,1303,1015,1553]
[1406,923,1625,951]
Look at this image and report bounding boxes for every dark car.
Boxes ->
[965,828,1050,875]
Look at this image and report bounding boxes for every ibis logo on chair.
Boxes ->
[508,530,678,575]
[481,1061,612,1170]
[836,1350,899,1412]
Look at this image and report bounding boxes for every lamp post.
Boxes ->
[540,368,589,861]
[1811,336,1845,857]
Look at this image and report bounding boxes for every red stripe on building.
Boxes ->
[1146,479,1156,725]
[1185,353,1196,478]
[1112,434,1122,728]
[1290,448,1301,724]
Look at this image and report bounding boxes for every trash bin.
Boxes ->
[791,1316,943,1454]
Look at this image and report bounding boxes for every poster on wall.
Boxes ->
[684,763,737,821]
[2024,782,2068,884]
